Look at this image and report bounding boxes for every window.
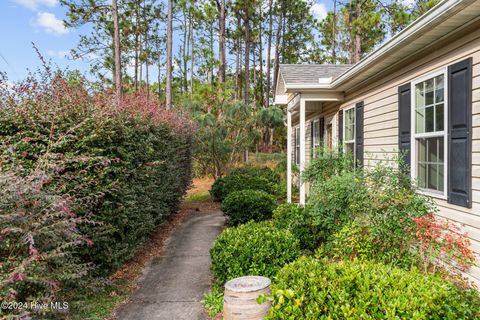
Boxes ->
[343,107,355,157]
[311,120,320,158]
[295,127,300,165]
[412,70,447,196]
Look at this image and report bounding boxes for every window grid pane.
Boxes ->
[416,137,444,192]
[344,108,355,141]
[415,75,444,135]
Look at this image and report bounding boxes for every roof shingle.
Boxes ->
[279,64,353,85]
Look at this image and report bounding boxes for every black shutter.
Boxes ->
[448,58,472,208]
[338,110,343,147]
[355,101,364,167]
[398,83,412,172]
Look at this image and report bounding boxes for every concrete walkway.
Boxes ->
[116,210,225,320]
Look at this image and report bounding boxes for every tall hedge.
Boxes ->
[0,73,194,275]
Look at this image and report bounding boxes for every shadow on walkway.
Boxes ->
[116,209,225,320]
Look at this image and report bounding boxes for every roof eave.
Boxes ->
[284,84,333,92]
[331,0,471,88]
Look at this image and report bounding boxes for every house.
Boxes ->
[275,0,480,285]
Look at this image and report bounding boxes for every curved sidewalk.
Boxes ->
[116,210,225,320]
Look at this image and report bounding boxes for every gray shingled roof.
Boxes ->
[279,64,353,85]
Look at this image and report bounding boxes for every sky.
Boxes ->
[0,0,331,83]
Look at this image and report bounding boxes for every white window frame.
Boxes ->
[410,68,448,199]
[311,119,321,158]
[343,106,356,160]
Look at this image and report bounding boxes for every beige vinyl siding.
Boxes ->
[336,27,480,285]
[306,120,311,161]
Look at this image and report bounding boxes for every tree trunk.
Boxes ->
[235,39,240,100]
[258,14,264,107]
[112,0,122,108]
[332,0,337,63]
[134,0,140,92]
[272,11,283,98]
[166,0,173,109]
[354,0,362,63]
[157,52,162,100]
[265,0,273,107]
[244,13,250,104]
[217,0,226,83]
[190,15,195,94]
[348,2,355,64]
[183,11,189,93]
[209,23,214,84]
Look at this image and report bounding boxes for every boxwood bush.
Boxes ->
[266,257,480,320]
[221,190,277,226]
[210,166,279,201]
[210,221,300,285]
[272,203,321,251]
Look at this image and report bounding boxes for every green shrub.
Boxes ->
[308,171,366,240]
[221,190,277,226]
[0,170,92,318]
[0,71,193,275]
[266,257,480,320]
[210,166,279,201]
[272,203,321,251]
[324,220,375,260]
[308,156,435,267]
[210,221,300,285]
[303,147,353,183]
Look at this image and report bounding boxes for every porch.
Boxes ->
[285,92,343,204]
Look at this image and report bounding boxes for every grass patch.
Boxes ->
[68,280,130,320]
[185,190,212,203]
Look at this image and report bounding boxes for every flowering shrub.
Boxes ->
[0,69,193,275]
[0,170,92,317]
[414,214,476,273]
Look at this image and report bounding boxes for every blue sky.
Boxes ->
[0,0,332,82]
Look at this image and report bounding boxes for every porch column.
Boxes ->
[286,109,292,203]
[299,98,306,205]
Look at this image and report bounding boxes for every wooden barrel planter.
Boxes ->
[224,276,271,320]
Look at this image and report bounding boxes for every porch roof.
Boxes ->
[279,64,353,86]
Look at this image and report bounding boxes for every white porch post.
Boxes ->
[286,109,292,203]
[299,98,306,205]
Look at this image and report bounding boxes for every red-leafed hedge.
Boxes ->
[0,70,193,317]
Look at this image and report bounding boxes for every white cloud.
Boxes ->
[47,49,71,58]
[401,0,416,6]
[14,0,58,10]
[36,11,68,35]
[310,2,328,21]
